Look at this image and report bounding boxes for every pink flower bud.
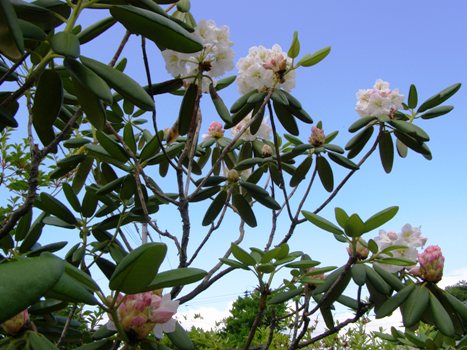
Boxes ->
[207,121,224,139]
[308,126,326,147]
[262,53,287,72]
[1,310,29,336]
[417,245,444,283]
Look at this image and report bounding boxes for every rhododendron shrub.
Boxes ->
[0,1,465,349]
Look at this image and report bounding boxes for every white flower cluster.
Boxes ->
[231,112,272,142]
[374,224,427,273]
[162,20,234,92]
[355,79,404,118]
[236,44,296,94]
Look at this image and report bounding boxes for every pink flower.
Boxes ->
[308,126,325,147]
[203,121,225,140]
[1,310,29,336]
[416,245,445,283]
[112,291,179,340]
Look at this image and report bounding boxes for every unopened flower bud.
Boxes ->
[227,169,240,183]
[262,144,273,157]
[347,239,369,260]
[308,126,325,147]
[207,121,224,139]
[1,310,29,336]
[416,245,444,283]
[304,267,325,289]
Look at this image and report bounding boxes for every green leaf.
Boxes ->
[202,190,227,226]
[209,83,231,123]
[444,291,467,323]
[123,123,137,154]
[109,243,167,293]
[28,331,60,350]
[363,206,398,233]
[268,287,303,304]
[302,211,344,235]
[287,31,300,58]
[215,75,236,91]
[19,213,46,253]
[178,83,198,135]
[285,260,320,269]
[345,126,374,158]
[334,207,349,228]
[72,156,94,193]
[239,181,280,210]
[51,31,80,58]
[72,339,113,350]
[273,100,299,135]
[396,138,408,158]
[344,213,365,238]
[46,271,98,305]
[327,152,358,170]
[290,156,312,187]
[348,116,377,133]
[232,193,257,227]
[417,83,461,113]
[365,265,392,295]
[219,258,249,270]
[351,264,366,286]
[81,55,154,111]
[14,208,32,241]
[378,131,394,173]
[429,291,455,337]
[408,84,418,109]
[32,69,62,149]
[65,58,113,104]
[419,105,454,120]
[402,284,430,328]
[40,192,77,225]
[389,120,429,142]
[394,131,431,158]
[0,0,24,61]
[96,130,129,163]
[140,132,162,162]
[147,268,207,290]
[110,5,202,53]
[43,216,75,229]
[71,77,106,130]
[317,156,334,192]
[230,90,256,113]
[297,46,331,67]
[256,263,275,273]
[373,264,404,291]
[378,257,416,266]
[78,17,117,44]
[0,254,64,323]
[376,284,415,318]
[166,321,194,350]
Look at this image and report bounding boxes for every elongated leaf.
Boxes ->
[78,17,116,44]
[365,265,391,295]
[96,130,129,163]
[317,156,333,192]
[408,84,418,109]
[379,131,394,173]
[232,192,257,227]
[376,284,415,318]
[429,291,455,337]
[140,132,162,162]
[109,243,167,293]
[394,131,431,158]
[19,212,46,253]
[363,206,398,233]
[334,207,349,228]
[230,90,256,113]
[178,83,198,135]
[81,55,154,111]
[147,268,206,290]
[327,152,358,170]
[28,331,60,350]
[209,83,231,123]
[239,181,280,210]
[390,120,429,142]
[0,254,64,323]
[290,156,312,187]
[219,258,249,270]
[40,192,77,225]
[71,78,106,130]
[46,272,98,305]
[373,264,404,291]
[65,58,112,103]
[344,213,365,237]
[72,156,94,193]
[419,105,454,120]
[32,69,63,149]
[285,260,320,269]
[351,264,366,286]
[0,0,24,61]
[269,287,303,304]
[417,83,461,113]
[166,321,194,350]
[348,116,377,133]
[302,211,344,235]
[287,31,300,58]
[14,208,32,241]
[297,46,331,67]
[402,284,430,328]
[51,31,80,58]
[273,100,299,135]
[346,126,374,158]
[202,190,227,226]
[110,5,202,53]
[43,216,75,229]
[231,243,256,266]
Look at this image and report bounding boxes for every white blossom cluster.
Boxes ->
[236,44,296,94]
[355,79,404,118]
[162,20,234,92]
[374,224,427,273]
[231,112,272,141]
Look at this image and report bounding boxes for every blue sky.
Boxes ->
[73,0,467,323]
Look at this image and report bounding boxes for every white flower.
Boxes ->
[231,112,272,141]
[236,44,296,94]
[162,20,234,92]
[355,79,404,118]
[374,224,427,273]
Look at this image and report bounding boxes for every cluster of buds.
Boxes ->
[410,245,445,283]
[110,291,179,340]
[308,126,325,147]
[347,239,369,260]
[1,310,29,336]
[202,121,225,141]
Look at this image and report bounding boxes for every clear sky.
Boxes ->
[73,0,467,327]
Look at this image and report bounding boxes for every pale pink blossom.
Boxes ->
[355,79,403,118]
[414,245,445,283]
[203,121,225,140]
[308,126,325,147]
